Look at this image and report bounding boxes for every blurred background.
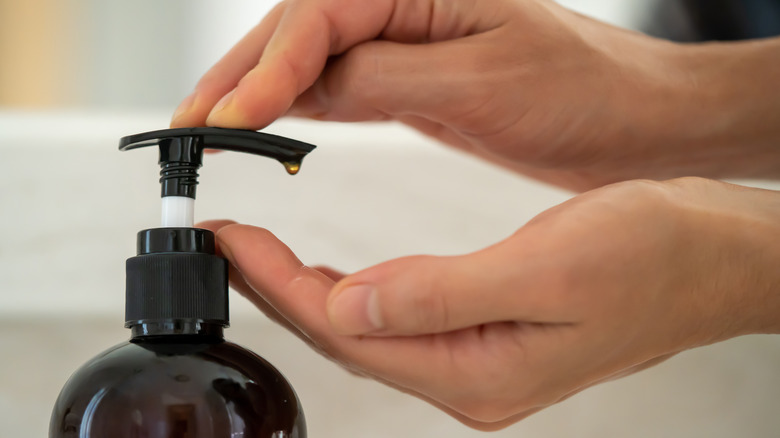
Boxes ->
[1,0,780,437]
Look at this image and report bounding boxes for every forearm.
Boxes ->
[651,37,780,181]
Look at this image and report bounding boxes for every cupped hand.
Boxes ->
[171,0,732,191]
[199,178,780,429]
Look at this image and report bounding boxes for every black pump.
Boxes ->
[50,127,314,438]
[117,127,316,329]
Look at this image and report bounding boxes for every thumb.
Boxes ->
[326,249,540,336]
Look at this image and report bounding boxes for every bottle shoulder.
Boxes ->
[51,337,305,438]
[64,337,286,378]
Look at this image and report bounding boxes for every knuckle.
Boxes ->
[595,179,675,211]
[663,176,716,190]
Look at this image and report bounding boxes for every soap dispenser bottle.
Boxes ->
[50,128,315,438]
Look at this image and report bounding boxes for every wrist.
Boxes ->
[656,39,780,180]
[675,179,780,339]
[734,186,780,335]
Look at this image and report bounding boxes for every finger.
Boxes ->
[196,220,301,333]
[170,3,287,128]
[204,0,394,128]
[325,232,579,336]
[213,226,495,415]
[226,260,306,338]
[215,224,412,365]
[205,0,505,129]
[195,219,236,259]
[312,265,347,282]
[196,219,237,240]
[286,36,507,125]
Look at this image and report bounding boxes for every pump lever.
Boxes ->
[118,127,316,227]
[120,126,315,175]
[119,127,316,198]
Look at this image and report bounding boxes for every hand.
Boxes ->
[171,0,780,190]
[200,177,780,430]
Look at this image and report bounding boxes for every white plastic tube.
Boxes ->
[161,196,195,228]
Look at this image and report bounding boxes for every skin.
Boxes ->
[171,0,780,430]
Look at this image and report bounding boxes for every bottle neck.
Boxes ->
[129,319,225,339]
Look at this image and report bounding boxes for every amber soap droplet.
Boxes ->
[282,161,301,175]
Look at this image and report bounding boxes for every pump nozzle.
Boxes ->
[119,127,316,227]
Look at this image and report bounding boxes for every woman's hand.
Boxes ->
[199,177,780,430]
[171,0,780,190]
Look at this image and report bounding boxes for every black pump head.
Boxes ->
[119,127,316,199]
[119,127,316,329]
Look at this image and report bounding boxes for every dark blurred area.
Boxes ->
[645,0,780,41]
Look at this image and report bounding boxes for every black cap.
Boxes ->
[125,228,228,327]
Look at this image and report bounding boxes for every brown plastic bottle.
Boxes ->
[49,228,306,438]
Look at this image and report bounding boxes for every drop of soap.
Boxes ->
[282,161,301,175]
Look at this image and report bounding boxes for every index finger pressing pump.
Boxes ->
[49,127,315,438]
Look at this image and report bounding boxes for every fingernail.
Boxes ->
[328,284,382,335]
[211,89,236,115]
[171,92,197,125]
